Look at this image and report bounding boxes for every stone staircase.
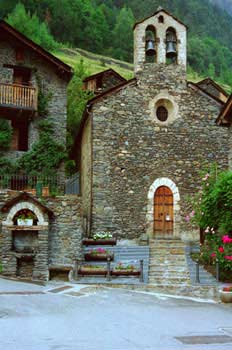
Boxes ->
[149,239,191,286]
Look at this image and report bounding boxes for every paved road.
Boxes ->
[0,278,232,350]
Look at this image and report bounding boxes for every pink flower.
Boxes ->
[211,253,216,258]
[190,211,195,217]
[218,247,224,253]
[224,256,232,261]
[222,235,232,244]
[202,174,210,181]
[185,215,190,222]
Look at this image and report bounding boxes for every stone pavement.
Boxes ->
[1,277,232,350]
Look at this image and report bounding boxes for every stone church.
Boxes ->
[76,8,229,243]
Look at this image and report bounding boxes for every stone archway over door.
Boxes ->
[154,186,173,236]
[146,177,180,238]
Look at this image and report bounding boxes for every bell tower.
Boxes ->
[133,8,187,73]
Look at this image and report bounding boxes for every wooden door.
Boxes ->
[154,186,173,236]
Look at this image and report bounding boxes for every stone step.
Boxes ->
[149,258,187,264]
[149,277,191,284]
[149,272,190,278]
[149,267,189,273]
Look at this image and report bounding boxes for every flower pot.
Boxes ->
[42,186,49,197]
[219,290,232,303]
[82,238,117,246]
[78,267,107,276]
[17,219,33,226]
[84,253,114,261]
[112,270,140,276]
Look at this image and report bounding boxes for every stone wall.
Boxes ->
[88,64,229,241]
[45,195,83,266]
[0,39,68,163]
[80,117,92,234]
[134,10,187,72]
[0,191,83,280]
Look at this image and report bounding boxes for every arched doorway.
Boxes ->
[146,177,180,238]
[154,186,173,236]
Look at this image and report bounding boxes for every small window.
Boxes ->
[158,15,164,23]
[15,47,24,62]
[156,106,168,122]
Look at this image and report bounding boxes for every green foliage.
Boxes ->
[36,75,53,117]
[18,120,66,176]
[6,3,58,51]
[0,120,12,151]
[0,157,17,175]
[2,0,232,87]
[67,59,94,151]
[112,7,135,61]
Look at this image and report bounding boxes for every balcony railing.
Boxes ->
[0,174,80,196]
[0,174,63,196]
[0,83,38,110]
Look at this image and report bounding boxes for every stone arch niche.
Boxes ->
[3,201,47,226]
[146,177,181,238]
[166,27,178,64]
[1,193,52,281]
[145,25,157,63]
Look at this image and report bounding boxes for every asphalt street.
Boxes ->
[0,278,232,350]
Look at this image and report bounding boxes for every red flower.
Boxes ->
[211,253,216,258]
[218,247,224,253]
[224,256,232,261]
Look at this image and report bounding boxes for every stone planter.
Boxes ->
[17,219,33,226]
[82,238,117,246]
[84,253,114,261]
[112,270,140,276]
[219,290,232,303]
[78,267,107,276]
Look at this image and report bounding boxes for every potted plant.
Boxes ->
[84,248,114,261]
[83,232,117,246]
[16,210,36,226]
[78,265,107,276]
[112,262,140,276]
[219,286,232,303]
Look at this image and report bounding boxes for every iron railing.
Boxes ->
[0,174,64,196]
[0,83,38,110]
[65,172,80,195]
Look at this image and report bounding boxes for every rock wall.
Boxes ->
[88,64,229,241]
[0,39,68,163]
[0,191,83,280]
[80,117,92,234]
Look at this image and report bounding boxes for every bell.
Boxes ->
[146,39,156,56]
[166,41,177,58]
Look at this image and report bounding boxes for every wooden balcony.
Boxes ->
[0,83,38,112]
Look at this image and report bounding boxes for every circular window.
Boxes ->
[156,106,168,122]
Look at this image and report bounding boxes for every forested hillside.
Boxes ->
[0,0,232,87]
[210,0,232,16]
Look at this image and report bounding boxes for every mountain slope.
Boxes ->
[53,47,231,93]
[209,0,232,16]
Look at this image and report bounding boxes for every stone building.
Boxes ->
[83,69,126,95]
[0,19,72,158]
[0,21,83,282]
[76,8,229,242]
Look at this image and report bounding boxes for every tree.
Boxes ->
[112,6,135,62]
[6,3,58,51]
[67,59,94,151]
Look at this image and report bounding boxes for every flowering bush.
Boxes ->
[93,232,113,240]
[114,262,137,271]
[222,286,232,292]
[88,248,109,255]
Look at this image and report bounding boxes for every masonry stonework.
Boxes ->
[134,10,187,72]
[0,191,83,281]
[0,38,68,163]
[89,63,228,241]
